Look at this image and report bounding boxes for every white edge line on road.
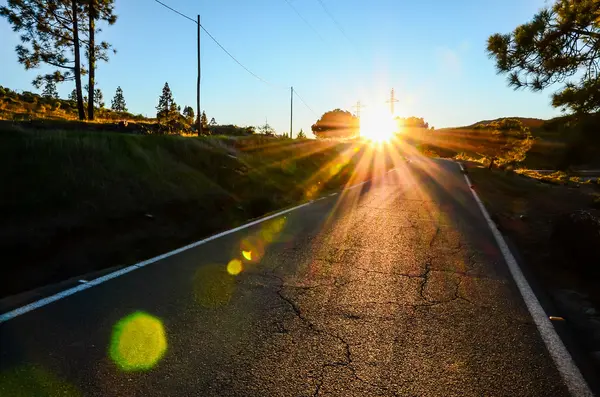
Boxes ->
[346,181,367,190]
[0,201,314,324]
[458,162,593,397]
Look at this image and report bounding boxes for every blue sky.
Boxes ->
[1,0,563,135]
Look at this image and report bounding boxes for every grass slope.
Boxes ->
[0,126,385,298]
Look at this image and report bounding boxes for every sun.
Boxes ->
[359,107,397,143]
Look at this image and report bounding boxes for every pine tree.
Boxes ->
[1,0,88,120]
[297,129,307,139]
[85,0,117,120]
[209,117,217,126]
[156,82,174,120]
[69,89,77,101]
[111,86,127,112]
[183,106,195,123]
[42,79,58,99]
[200,111,208,127]
[94,88,104,108]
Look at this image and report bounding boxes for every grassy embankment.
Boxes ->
[1,125,387,298]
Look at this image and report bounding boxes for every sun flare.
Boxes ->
[359,108,397,143]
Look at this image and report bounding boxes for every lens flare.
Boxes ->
[240,237,264,263]
[227,259,243,275]
[109,312,167,372]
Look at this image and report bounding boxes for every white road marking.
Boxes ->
[457,162,593,397]
[346,181,367,190]
[0,169,393,324]
[329,193,338,197]
[0,201,314,324]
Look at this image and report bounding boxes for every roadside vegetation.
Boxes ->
[0,124,387,298]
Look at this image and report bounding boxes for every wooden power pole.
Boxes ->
[290,86,294,139]
[197,15,201,135]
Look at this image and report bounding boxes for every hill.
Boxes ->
[463,117,546,130]
[429,114,600,169]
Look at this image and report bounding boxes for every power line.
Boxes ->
[153,0,196,23]
[152,0,320,119]
[282,0,325,43]
[315,0,354,46]
[294,90,318,116]
[152,0,272,86]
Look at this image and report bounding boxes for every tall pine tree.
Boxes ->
[111,86,127,112]
[156,82,177,121]
[85,0,116,120]
[0,0,87,120]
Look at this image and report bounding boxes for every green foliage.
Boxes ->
[258,121,275,136]
[396,116,429,129]
[200,111,208,128]
[182,106,194,124]
[41,79,58,99]
[487,0,600,113]
[93,88,104,108]
[156,82,179,130]
[208,125,255,136]
[111,86,127,112]
[311,109,359,139]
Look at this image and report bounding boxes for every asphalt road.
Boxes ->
[0,157,573,396]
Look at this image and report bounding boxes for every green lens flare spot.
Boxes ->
[109,312,167,372]
[227,259,243,275]
[242,250,252,261]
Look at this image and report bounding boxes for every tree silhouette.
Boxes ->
[311,109,359,139]
[297,129,307,139]
[209,117,217,126]
[42,79,58,99]
[258,120,275,136]
[1,0,88,120]
[156,82,177,121]
[183,106,195,124]
[200,111,208,127]
[111,86,127,112]
[487,0,600,113]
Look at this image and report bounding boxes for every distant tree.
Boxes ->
[1,0,88,120]
[487,0,600,113]
[85,0,117,120]
[69,89,77,102]
[42,79,58,99]
[83,84,103,108]
[183,106,195,124]
[297,128,307,139]
[209,117,217,126]
[110,86,127,112]
[200,111,208,128]
[258,120,275,136]
[156,82,177,121]
[397,116,429,129]
[311,109,359,139]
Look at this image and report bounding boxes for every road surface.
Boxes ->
[0,158,575,396]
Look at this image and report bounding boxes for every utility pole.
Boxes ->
[197,15,201,135]
[290,86,294,139]
[385,88,399,115]
[352,100,366,119]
